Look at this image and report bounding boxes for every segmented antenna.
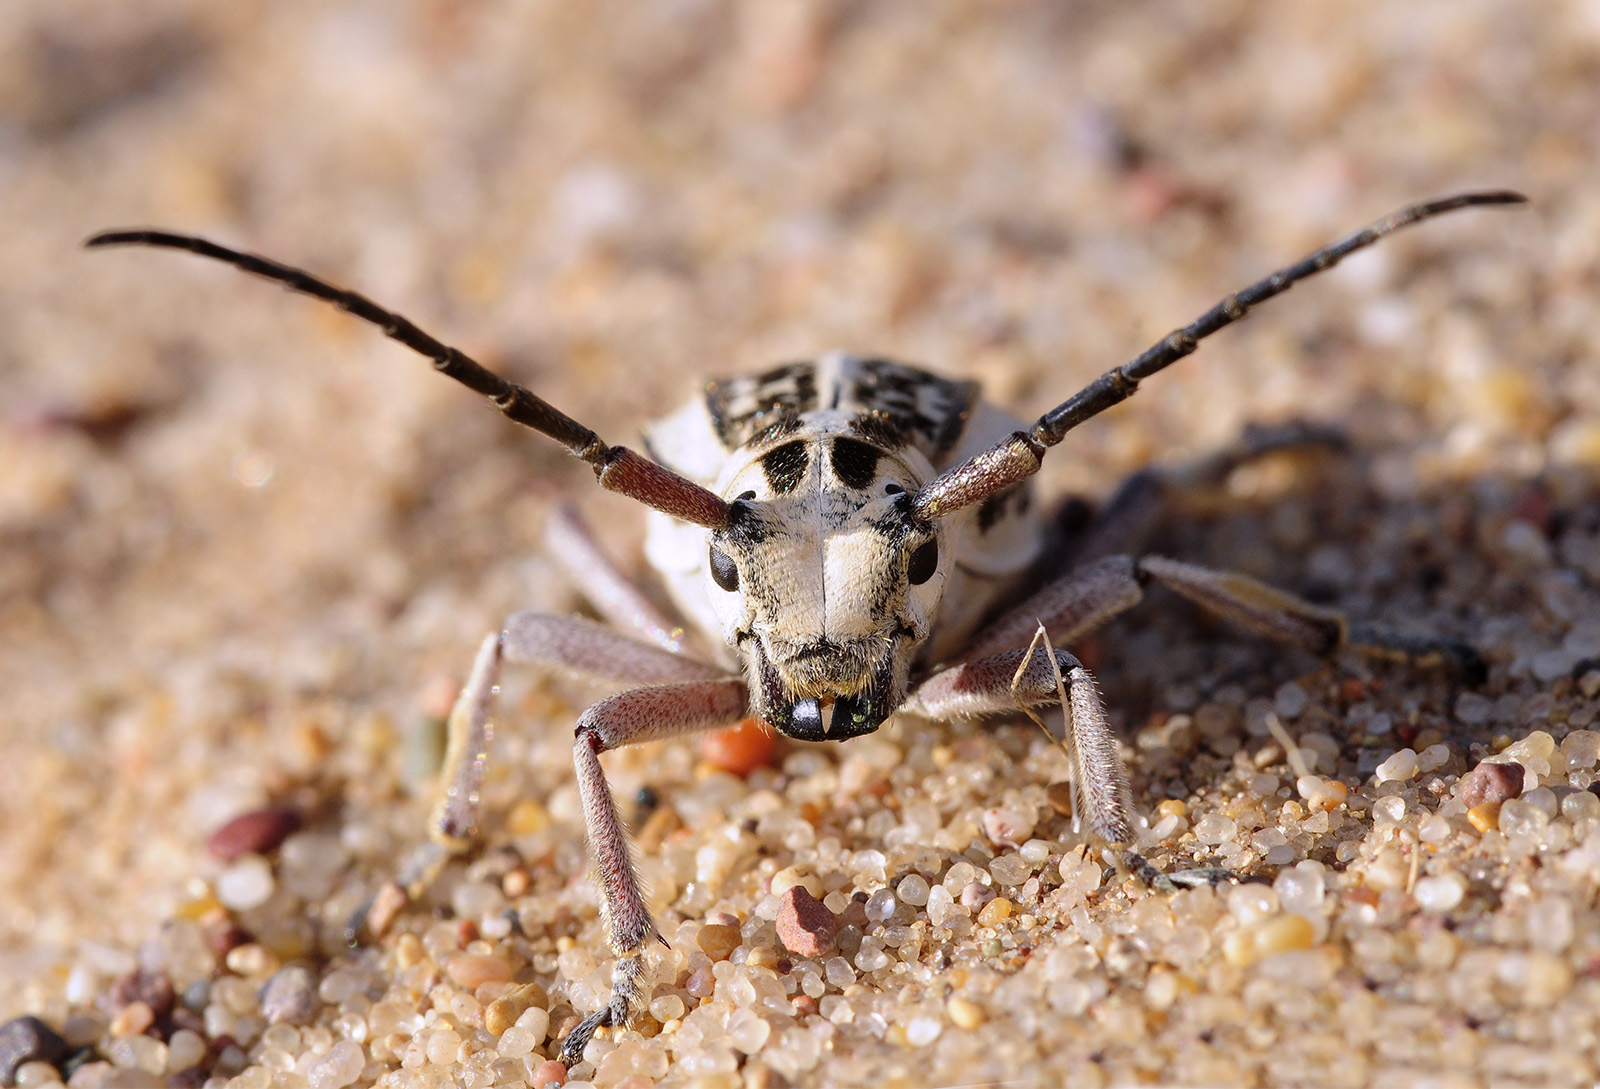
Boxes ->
[85,229,733,530]
[911,189,1527,522]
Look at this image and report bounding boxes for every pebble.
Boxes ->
[1413,873,1466,913]
[895,873,931,907]
[1458,761,1524,808]
[486,983,547,1036]
[699,718,778,776]
[259,965,317,1025]
[107,1001,153,1037]
[1222,913,1316,968]
[109,970,174,1021]
[946,996,987,1030]
[981,805,1035,847]
[306,1040,364,1089]
[1467,802,1503,834]
[364,882,409,939]
[0,1017,68,1084]
[977,898,1012,928]
[530,1058,568,1087]
[215,856,276,911]
[770,864,822,899]
[776,886,838,958]
[1374,748,1419,783]
[445,953,513,990]
[698,922,743,961]
[961,882,995,914]
[206,806,303,861]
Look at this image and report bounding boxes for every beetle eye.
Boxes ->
[907,538,939,585]
[709,545,740,592]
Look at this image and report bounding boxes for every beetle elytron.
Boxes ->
[88,189,1521,1065]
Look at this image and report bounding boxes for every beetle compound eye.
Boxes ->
[709,545,740,592]
[907,538,939,585]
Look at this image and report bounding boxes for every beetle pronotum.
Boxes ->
[88,188,1523,1064]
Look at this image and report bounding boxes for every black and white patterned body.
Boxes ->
[642,352,1044,738]
[87,192,1515,1066]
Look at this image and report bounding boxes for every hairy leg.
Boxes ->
[906,643,1217,890]
[963,553,1482,680]
[348,616,726,935]
[563,678,750,1065]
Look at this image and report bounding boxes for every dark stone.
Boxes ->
[110,969,175,1021]
[0,1016,68,1085]
[206,806,302,861]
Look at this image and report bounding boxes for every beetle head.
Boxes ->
[705,434,945,740]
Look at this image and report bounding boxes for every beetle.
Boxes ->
[87,189,1522,1064]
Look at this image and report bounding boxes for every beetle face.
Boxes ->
[704,437,945,740]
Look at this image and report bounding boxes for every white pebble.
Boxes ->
[1019,838,1053,864]
[1194,813,1238,845]
[896,874,930,907]
[1272,863,1325,916]
[498,1026,538,1058]
[982,805,1036,847]
[864,888,897,923]
[989,853,1032,887]
[1373,795,1407,823]
[216,856,275,911]
[1413,873,1465,913]
[1560,730,1600,769]
[1227,884,1278,924]
[926,884,959,926]
[306,1041,364,1089]
[727,1008,771,1053]
[1274,683,1310,720]
[1375,748,1419,783]
[905,1015,942,1046]
[1418,744,1451,772]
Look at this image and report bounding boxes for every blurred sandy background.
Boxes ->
[0,0,1596,1082]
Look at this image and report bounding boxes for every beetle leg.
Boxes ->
[1065,419,1346,566]
[907,644,1216,889]
[545,503,696,656]
[348,617,727,942]
[563,678,750,1067]
[961,553,1483,680]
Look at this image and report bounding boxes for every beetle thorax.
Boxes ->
[703,418,945,741]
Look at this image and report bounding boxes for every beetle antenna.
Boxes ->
[85,229,731,529]
[912,189,1527,521]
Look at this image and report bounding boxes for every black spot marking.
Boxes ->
[706,362,819,448]
[850,411,912,451]
[831,438,882,490]
[760,441,809,494]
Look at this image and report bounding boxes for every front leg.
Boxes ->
[906,645,1224,891]
[349,615,727,941]
[563,678,749,1066]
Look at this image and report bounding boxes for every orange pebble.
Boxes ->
[700,718,778,776]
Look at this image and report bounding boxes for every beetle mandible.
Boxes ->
[88,189,1523,1064]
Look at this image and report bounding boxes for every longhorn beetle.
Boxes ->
[88,189,1523,1065]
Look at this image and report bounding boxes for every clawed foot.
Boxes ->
[559,994,628,1068]
[1120,850,1238,893]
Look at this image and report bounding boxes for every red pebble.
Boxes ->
[206,806,302,861]
[700,718,778,777]
[1458,761,1524,808]
[776,885,838,958]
